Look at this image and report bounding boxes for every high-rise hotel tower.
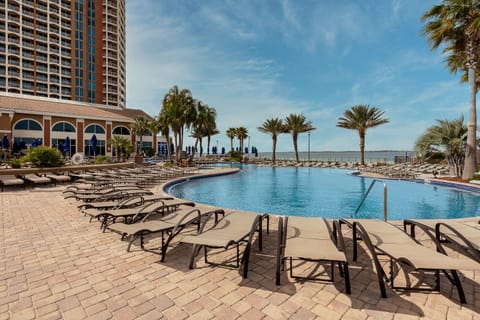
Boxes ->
[0,0,126,108]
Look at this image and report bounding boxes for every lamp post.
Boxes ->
[308,132,311,162]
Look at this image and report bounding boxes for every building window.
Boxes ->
[112,126,130,135]
[84,124,105,134]
[52,121,76,132]
[14,119,42,131]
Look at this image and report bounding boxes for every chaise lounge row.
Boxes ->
[63,177,480,304]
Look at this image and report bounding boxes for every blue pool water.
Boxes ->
[167,164,480,220]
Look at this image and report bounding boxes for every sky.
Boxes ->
[125,0,471,153]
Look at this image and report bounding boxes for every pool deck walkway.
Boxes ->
[1,171,480,319]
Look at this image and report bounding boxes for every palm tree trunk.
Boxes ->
[462,67,477,179]
[293,133,299,163]
[230,139,233,153]
[359,132,365,166]
[272,136,277,164]
[207,136,211,155]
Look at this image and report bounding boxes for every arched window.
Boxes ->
[14,119,42,131]
[112,126,130,135]
[85,124,105,134]
[52,121,76,132]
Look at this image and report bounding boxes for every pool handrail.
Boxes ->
[353,179,388,221]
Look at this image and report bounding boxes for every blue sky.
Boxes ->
[125,0,470,153]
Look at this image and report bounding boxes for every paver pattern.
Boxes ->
[1,180,480,319]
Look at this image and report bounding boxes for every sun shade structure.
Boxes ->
[340,219,480,304]
[275,216,351,294]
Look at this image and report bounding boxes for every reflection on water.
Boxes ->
[167,165,480,219]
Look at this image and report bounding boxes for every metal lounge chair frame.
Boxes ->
[404,218,480,263]
[339,219,478,304]
[107,208,225,261]
[182,211,268,278]
[97,199,195,230]
[276,216,351,294]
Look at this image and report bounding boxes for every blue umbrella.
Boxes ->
[64,137,70,155]
[90,134,97,156]
[2,135,9,149]
[245,147,249,154]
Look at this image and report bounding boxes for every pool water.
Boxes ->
[167,164,480,220]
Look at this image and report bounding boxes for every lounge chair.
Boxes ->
[181,211,267,278]
[275,216,351,294]
[404,218,480,262]
[0,175,25,192]
[23,173,51,186]
[77,195,172,211]
[45,172,71,184]
[339,219,480,303]
[92,199,195,230]
[107,208,225,260]
[69,188,153,202]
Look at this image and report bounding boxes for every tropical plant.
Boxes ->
[422,1,480,179]
[133,116,150,155]
[190,126,204,157]
[20,146,63,168]
[226,128,236,153]
[95,155,109,164]
[156,110,172,161]
[236,127,249,154]
[162,85,196,163]
[415,116,467,176]
[284,114,316,162]
[203,105,218,155]
[257,118,285,163]
[109,135,131,162]
[336,105,389,166]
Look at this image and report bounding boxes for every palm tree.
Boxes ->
[133,116,150,155]
[236,127,248,154]
[109,135,131,162]
[415,116,467,176]
[337,105,389,166]
[257,118,285,164]
[157,108,172,161]
[284,114,316,163]
[190,127,203,157]
[226,128,236,153]
[162,85,196,162]
[422,1,480,179]
[203,106,218,155]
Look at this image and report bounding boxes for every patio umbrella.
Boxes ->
[64,137,70,156]
[2,135,9,149]
[90,134,97,157]
[221,147,225,155]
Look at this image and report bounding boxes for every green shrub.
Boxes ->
[9,158,21,168]
[142,147,155,157]
[21,146,63,168]
[471,173,480,181]
[227,150,243,162]
[95,155,109,164]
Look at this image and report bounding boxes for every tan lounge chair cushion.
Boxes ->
[182,211,258,248]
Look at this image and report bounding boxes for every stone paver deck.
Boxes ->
[1,179,480,319]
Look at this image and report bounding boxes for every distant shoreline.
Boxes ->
[256,150,414,163]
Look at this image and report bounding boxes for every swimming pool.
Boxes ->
[167,164,480,220]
